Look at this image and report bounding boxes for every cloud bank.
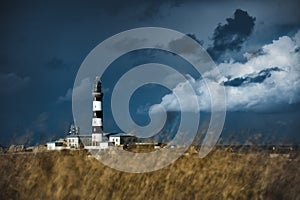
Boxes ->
[156,30,300,112]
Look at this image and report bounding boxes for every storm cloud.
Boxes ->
[223,67,284,87]
[207,9,256,62]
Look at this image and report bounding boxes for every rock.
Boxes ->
[7,145,24,153]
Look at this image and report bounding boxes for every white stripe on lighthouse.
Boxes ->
[92,118,102,126]
[93,101,102,111]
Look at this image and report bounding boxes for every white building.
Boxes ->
[108,133,137,146]
[66,135,80,149]
[65,124,81,149]
[109,135,121,146]
[46,140,67,150]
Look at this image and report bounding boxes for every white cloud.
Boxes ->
[57,77,91,103]
[57,88,72,102]
[0,73,30,93]
[154,30,300,112]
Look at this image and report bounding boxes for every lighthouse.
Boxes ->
[91,76,104,146]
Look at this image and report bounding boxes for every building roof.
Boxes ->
[108,133,136,137]
[66,134,80,138]
[78,135,92,138]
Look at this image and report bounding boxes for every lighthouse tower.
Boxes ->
[92,76,104,146]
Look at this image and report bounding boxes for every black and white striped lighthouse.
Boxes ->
[92,76,103,146]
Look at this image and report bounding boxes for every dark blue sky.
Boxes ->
[0,0,300,146]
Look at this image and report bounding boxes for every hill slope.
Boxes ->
[1,149,299,200]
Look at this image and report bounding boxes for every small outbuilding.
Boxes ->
[108,133,137,146]
[46,139,67,150]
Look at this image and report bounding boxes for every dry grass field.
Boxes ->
[0,148,300,200]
